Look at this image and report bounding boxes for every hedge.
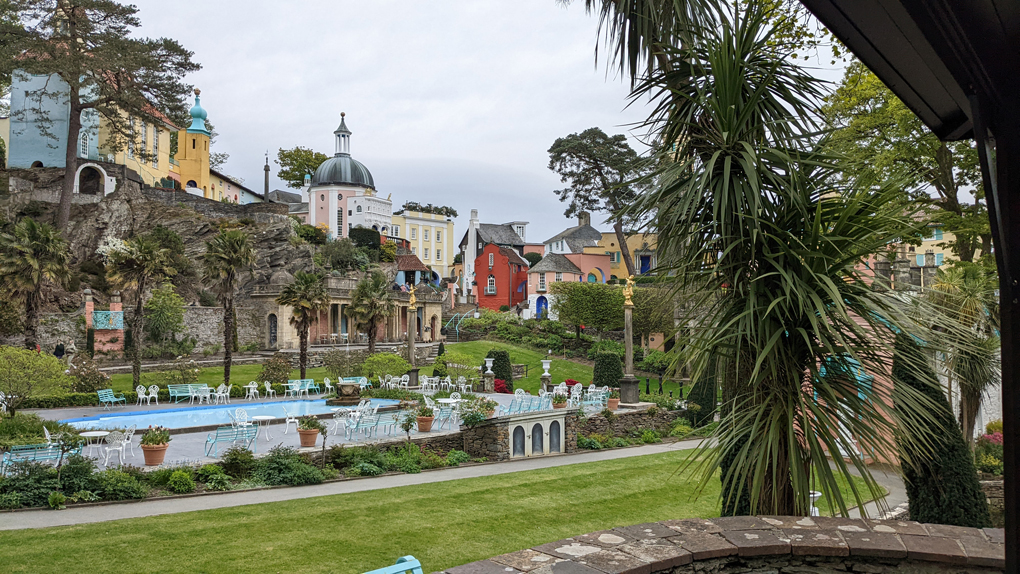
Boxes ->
[483,349,512,390]
[893,333,990,528]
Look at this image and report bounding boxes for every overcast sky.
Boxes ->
[131,0,840,244]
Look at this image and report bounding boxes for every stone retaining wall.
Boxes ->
[439,516,1005,574]
[982,480,1004,528]
[462,420,511,461]
[579,408,686,437]
[140,188,289,220]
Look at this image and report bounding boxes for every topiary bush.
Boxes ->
[362,353,411,379]
[257,353,293,386]
[252,446,324,486]
[482,349,512,387]
[437,342,445,356]
[593,352,623,388]
[893,333,990,528]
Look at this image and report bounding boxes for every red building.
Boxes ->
[475,244,529,311]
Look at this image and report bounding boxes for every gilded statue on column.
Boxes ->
[623,275,635,306]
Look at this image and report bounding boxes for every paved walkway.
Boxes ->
[0,439,905,531]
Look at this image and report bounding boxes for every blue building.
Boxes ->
[8,72,100,169]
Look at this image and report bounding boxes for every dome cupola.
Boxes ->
[311,112,375,188]
[186,88,211,136]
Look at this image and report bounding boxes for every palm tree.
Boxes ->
[275,271,328,378]
[618,4,935,516]
[202,230,256,385]
[926,264,1000,442]
[346,271,396,354]
[107,235,176,385]
[0,218,70,350]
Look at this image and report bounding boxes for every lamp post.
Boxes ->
[619,275,640,404]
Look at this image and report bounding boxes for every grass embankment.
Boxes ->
[0,449,882,573]
[108,364,328,394]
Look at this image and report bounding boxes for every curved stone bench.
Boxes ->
[439,516,1005,573]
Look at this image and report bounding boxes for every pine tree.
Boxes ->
[893,333,990,527]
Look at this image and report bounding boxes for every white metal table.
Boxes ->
[251,415,275,440]
[79,430,110,455]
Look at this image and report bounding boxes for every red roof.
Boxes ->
[396,254,430,272]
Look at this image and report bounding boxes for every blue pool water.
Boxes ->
[60,399,399,430]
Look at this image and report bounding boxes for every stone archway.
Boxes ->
[73,162,110,195]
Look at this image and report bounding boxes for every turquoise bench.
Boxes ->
[343,377,371,389]
[364,556,423,574]
[204,425,257,457]
[168,384,208,403]
[97,388,126,409]
[1,443,81,475]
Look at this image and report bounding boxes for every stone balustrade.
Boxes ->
[439,516,1005,573]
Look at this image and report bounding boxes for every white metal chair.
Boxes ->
[103,431,127,466]
[282,406,299,434]
[214,384,229,404]
[450,392,461,400]
[147,385,160,405]
[263,381,277,399]
[514,388,527,397]
[123,425,137,457]
[136,385,148,405]
[234,408,253,427]
[195,387,212,405]
[400,375,410,389]
[457,376,471,393]
[323,377,335,395]
[43,426,54,444]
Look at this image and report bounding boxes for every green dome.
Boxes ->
[186,90,211,136]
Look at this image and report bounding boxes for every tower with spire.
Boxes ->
[174,89,213,199]
[264,152,271,201]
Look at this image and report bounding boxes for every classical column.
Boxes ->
[407,287,417,368]
[620,276,640,404]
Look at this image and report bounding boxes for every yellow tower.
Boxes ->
[175,89,213,199]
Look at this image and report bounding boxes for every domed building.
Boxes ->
[306,113,392,239]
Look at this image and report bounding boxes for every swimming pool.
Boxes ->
[60,399,400,430]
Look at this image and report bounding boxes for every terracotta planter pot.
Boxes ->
[141,443,169,466]
[607,398,620,411]
[298,429,319,447]
[417,416,434,432]
[553,403,567,409]
[485,410,495,418]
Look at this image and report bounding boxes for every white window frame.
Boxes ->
[538,274,546,291]
[393,225,400,237]
[411,227,417,240]
[424,229,429,242]
[423,248,429,260]
[411,247,417,255]
[436,230,442,242]
[79,132,89,157]
[141,122,148,159]
[488,253,494,267]
[152,129,159,168]
[435,249,442,261]
[486,275,496,294]
[555,272,562,282]
[127,117,135,158]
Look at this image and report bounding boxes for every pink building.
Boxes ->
[525,252,612,319]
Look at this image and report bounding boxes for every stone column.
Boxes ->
[483,372,495,393]
[407,307,416,368]
[620,285,640,404]
[540,373,552,393]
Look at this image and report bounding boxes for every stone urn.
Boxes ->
[335,383,361,405]
[141,444,169,466]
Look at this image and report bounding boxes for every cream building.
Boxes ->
[391,209,457,278]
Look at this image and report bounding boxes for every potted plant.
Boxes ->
[552,393,568,409]
[140,426,171,466]
[297,416,326,447]
[416,405,435,432]
[478,398,498,418]
[607,389,621,411]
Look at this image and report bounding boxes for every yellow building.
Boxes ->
[98,110,177,188]
[171,89,215,199]
[582,232,658,277]
[390,209,457,278]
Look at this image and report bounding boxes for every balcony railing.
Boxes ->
[485,286,497,295]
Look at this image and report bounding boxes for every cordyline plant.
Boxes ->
[600,1,946,516]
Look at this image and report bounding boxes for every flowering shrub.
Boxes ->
[564,379,581,386]
[986,419,1003,434]
[975,432,1004,476]
[66,354,110,393]
[493,379,510,394]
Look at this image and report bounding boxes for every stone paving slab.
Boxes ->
[612,523,677,541]
[901,534,967,565]
[573,530,634,548]
[719,529,790,557]
[838,529,907,558]
[616,539,691,570]
[659,518,723,535]
[862,518,928,536]
[446,559,522,574]
[571,549,651,574]
[670,532,737,560]
[491,550,563,572]
[960,535,1007,569]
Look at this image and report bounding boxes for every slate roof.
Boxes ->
[267,189,303,204]
[458,223,525,251]
[543,224,603,253]
[528,253,581,275]
[499,246,529,267]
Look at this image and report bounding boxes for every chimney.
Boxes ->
[924,250,936,268]
[578,211,591,227]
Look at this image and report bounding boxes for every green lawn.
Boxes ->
[0,449,882,573]
[441,341,594,393]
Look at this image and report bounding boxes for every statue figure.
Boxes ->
[623,275,635,306]
[408,284,417,309]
